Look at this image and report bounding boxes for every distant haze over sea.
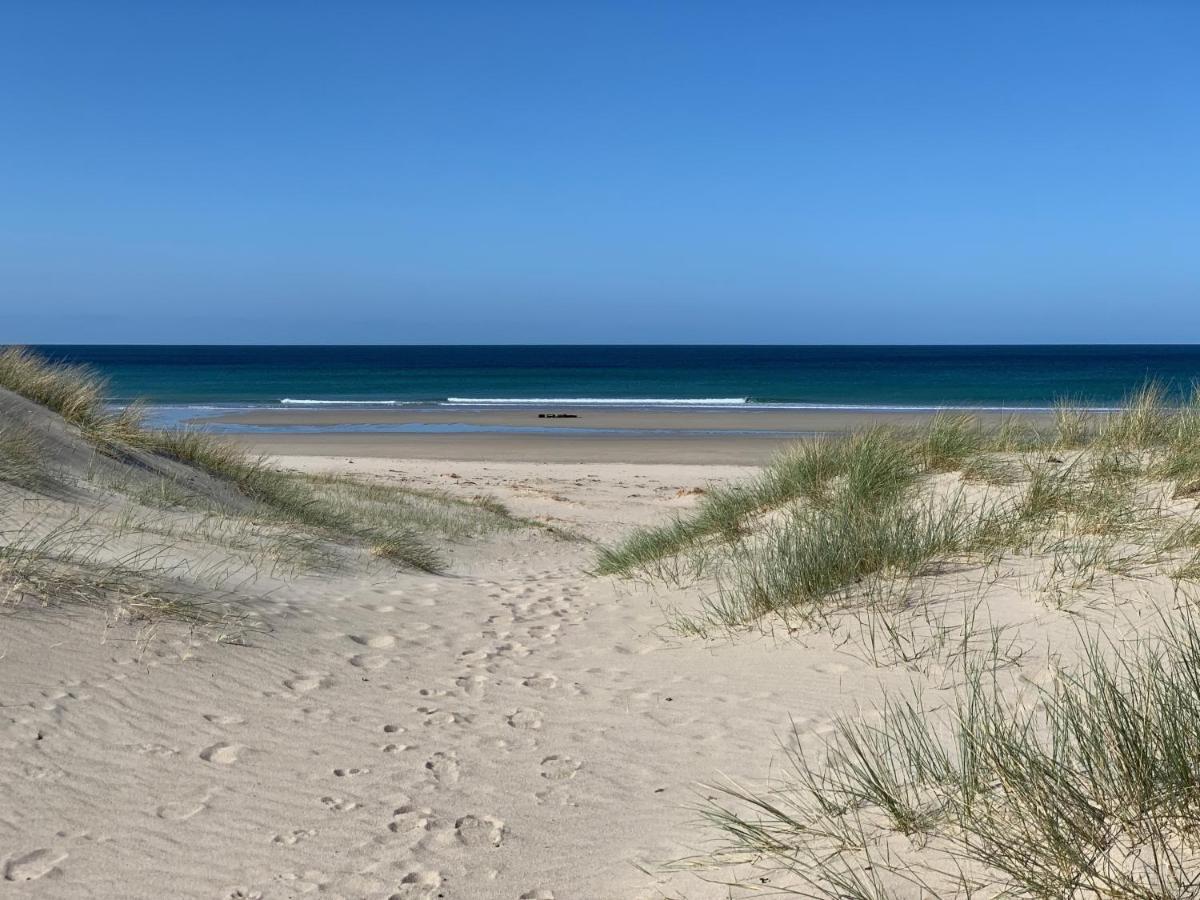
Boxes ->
[28,345,1200,411]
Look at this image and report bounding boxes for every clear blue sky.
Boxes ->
[2,1,1197,344]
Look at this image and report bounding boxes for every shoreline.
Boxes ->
[202,406,1058,430]
[212,406,1057,464]
[223,431,800,464]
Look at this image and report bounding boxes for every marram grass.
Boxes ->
[0,347,530,582]
[693,610,1200,898]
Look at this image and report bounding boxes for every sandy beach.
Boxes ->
[5,371,1199,898]
[4,443,875,898]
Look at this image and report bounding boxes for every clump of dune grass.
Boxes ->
[370,529,446,573]
[693,610,1200,897]
[702,490,991,627]
[0,346,144,448]
[919,413,984,472]
[596,428,920,579]
[0,514,260,640]
[134,433,449,572]
[0,346,107,427]
[1053,398,1094,448]
[1097,382,1174,449]
[0,419,48,490]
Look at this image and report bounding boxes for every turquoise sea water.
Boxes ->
[28,345,1200,411]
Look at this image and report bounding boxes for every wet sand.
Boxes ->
[207,406,1052,431]
[214,407,1055,464]
[223,431,797,464]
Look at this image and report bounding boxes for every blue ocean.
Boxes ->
[28,345,1200,411]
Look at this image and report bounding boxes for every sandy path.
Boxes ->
[1,459,920,898]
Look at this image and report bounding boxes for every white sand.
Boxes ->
[0,455,1156,898]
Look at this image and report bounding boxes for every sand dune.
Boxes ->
[6,380,1199,898]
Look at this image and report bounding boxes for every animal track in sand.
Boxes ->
[540,755,582,780]
[332,767,369,777]
[519,891,555,899]
[424,751,460,784]
[284,673,333,693]
[454,814,505,848]
[350,633,396,648]
[3,848,67,881]
[506,707,543,729]
[382,742,413,753]
[199,742,242,765]
[321,796,361,811]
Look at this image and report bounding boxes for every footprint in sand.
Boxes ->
[272,828,316,846]
[321,796,361,811]
[3,848,68,881]
[506,707,543,729]
[454,814,505,848]
[493,641,532,658]
[519,892,555,900]
[534,785,578,807]
[388,870,443,899]
[453,673,488,697]
[521,672,559,691]
[157,794,210,821]
[200,742,242,765]
[203,713,245,726]
[416,706,467,727]
[332,767,369,777]
[540,755,582,780]
[284,674,333,693]
[382,723,405,734]
[388,804,436,833]
[424,751,460,784]
[812,661,851,675]
[350,634,396,649]
[134,742,180,758]
[348,653,389,670]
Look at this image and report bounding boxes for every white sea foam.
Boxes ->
[273,397,1118,412]
[280,399,402,405]
[444,397,750,406]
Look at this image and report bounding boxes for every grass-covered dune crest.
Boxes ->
[596,390,1200,895]
[598,391,1200,630]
